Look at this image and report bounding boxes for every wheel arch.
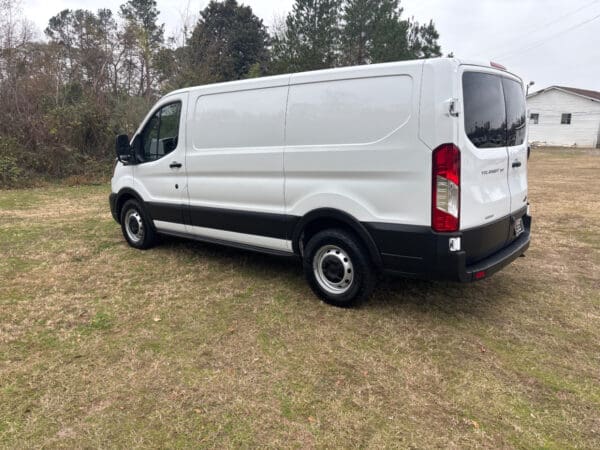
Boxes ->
[114,188,148,224]
[291,208,383,269]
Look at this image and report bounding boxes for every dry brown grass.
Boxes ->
[1,147,599,448]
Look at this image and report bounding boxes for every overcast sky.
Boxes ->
[22,0,600,92]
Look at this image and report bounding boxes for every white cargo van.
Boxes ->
[110,58,531,307]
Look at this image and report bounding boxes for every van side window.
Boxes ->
[139,102,182,162]
[463,72,506,148]
[502,78,526,146]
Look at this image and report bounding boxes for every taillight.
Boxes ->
[432,144,460,232]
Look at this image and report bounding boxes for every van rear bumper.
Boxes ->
[368,214,531,282]
[457,226,530,282]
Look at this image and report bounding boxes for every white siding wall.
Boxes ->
[527,89,600,148]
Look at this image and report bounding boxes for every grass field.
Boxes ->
[1,147,599,448]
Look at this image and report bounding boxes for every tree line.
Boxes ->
[0,0,442,187]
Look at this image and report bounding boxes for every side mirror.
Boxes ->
[115,134,133,164]
[527,145,531,160]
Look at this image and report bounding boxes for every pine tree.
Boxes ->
[186,0,269,84]
[341,0,418,65]
[341,0,442,66]
[271,0,342,74]
[409,19,442,58]
[369,0,411,63]
[340,0,372,65]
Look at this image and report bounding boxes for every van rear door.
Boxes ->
[502,77,528,216]
[459,69,511,230]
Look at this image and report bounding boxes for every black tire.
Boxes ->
[119,199,157,250]
[303,228,377,307]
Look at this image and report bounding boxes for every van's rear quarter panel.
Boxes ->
[284,63,431,226]
[418,59,459,151]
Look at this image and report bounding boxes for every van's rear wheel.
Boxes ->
[120,199,157,250]
[303,229,376,307]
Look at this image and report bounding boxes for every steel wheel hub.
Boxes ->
[124,209,144,243]
[313,245,354,294]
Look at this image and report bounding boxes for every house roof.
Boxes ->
[528,86,600,102]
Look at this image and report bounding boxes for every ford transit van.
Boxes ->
[109,58,531,307]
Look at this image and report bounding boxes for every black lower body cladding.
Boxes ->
[369,208,531,282]
[109,193,118,223]
[109,192,530,283]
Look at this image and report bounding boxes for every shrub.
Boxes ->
[0,138,27,188]
[0,154,24,188]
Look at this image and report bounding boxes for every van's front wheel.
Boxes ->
[120,199,157,250]
[303,229,376,307]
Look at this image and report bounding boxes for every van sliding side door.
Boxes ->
[182,83,290,252]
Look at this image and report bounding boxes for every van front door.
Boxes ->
[132,94,188,232]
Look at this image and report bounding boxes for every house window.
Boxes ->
[530,113,539,124]
[561,113,572,125]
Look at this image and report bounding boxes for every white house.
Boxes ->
[527,86,600,148]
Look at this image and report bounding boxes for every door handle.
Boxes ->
[512,161,522,168]
[169,161,182,169]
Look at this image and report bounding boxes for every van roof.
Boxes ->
[454,58,523,81]
[163,57,520,98]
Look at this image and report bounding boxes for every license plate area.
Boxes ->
[513,217,524,237]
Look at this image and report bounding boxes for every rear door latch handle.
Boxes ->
[447,98,460,117]
[512,161,522,168]
[170,162,182,169]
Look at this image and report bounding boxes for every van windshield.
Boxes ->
[463,72,526,148]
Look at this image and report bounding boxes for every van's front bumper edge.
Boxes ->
[368,214,531,282]
[109,193,119,223]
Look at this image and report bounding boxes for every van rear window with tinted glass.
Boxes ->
[463,72,526,148]
[463,72,506,148]
[502,78,526,146]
